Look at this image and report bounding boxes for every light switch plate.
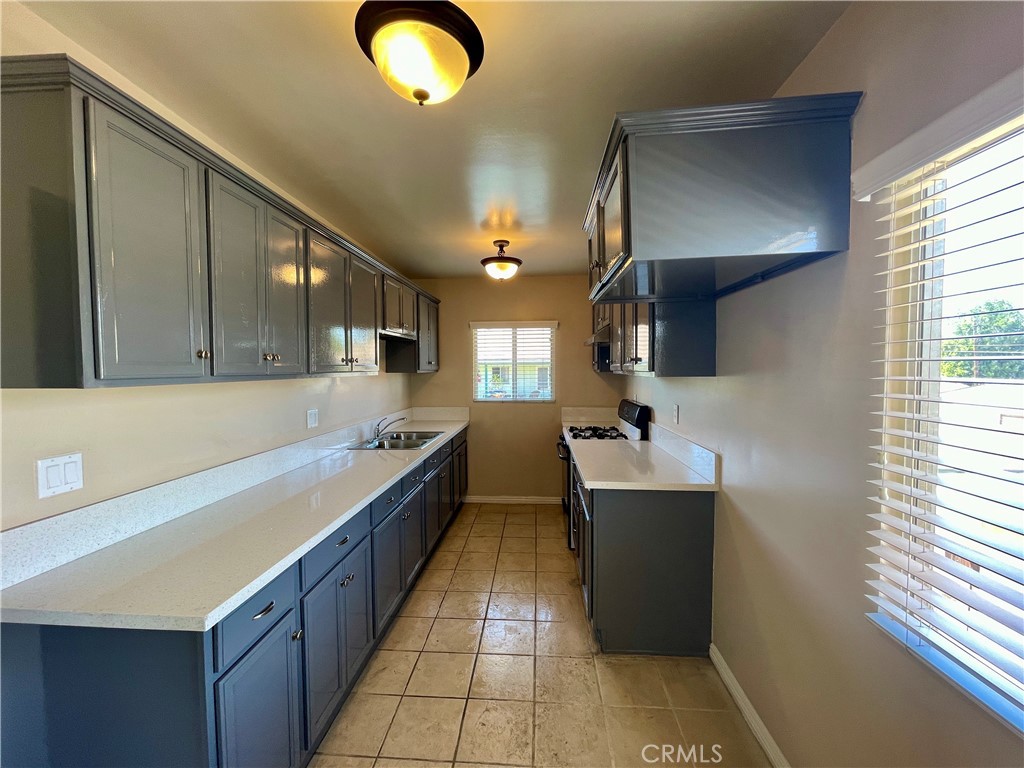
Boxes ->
[37,453,83,498]
[306,409,318,429]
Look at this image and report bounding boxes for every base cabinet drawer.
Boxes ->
[215,610,302,768]
[216,566,298,672]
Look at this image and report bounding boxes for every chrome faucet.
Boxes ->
[374,416,407,439]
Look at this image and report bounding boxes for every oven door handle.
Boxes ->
[575,483,590,521]
[556,441,569,461]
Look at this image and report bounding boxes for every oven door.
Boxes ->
[575,480,592,618]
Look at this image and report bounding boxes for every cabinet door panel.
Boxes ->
[424,472,442,552]
[401,487,425,589]
[438,458,454,531]
[600,148,626,271]
[633,302,651,374]
[215,611,301,768]
[308,235,350,373]
[342,538,374,681]
[349,258,379,372]
[89,100,206,380]
[382,276,402,333]
[208,171,267,376]
[608,304,624,374]
[266,208,306,375]
[301,562,344,750]
[372,507,404,635]
[622,303,636,374]
[400,287,417,336]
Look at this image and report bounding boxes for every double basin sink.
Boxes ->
[349,431,443,451]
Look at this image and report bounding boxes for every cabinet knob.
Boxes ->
[196,349,210,360]
[291,629,304,642]
[440,472,447,479]
[273,353,282,361]
[263,353,273,361]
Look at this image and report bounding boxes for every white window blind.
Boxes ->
[471,321,557,402]
[870,115,1024,733]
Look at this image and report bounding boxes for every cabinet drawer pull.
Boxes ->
[387,496,395,504]
[353,358,359,364]
[335,535,350,548]
[411,476,420,483]
[251,600,276,621]
[439,472,447,479]
[291,630,304,641]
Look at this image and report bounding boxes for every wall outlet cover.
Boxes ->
[37,453,83,498]
[306,409,319,429]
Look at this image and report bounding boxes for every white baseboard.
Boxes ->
[709,644,790,768]
[464,496,562,506]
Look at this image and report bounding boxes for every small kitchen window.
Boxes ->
[471,321,557,402]
[869,114,1024,733]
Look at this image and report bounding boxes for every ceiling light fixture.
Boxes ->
[354,1,484,106]
[481,239,521,281]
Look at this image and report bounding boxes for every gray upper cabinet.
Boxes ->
[418,296,439,372]
[209,172,307,377]
[598,146,626,279]
[308,233,380,374]
[382,276,416,338]
[90,100,209,380]
[208,171,267,376]
[265,208,308,375]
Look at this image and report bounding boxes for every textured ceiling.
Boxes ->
[25,1,847,278]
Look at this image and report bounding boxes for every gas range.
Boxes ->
[567,425,629,440]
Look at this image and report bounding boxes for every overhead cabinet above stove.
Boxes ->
[584,92,862,303]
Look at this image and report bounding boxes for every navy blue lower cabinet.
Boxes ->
[438,457,454,530]
[424,470,442,551]
[372,505,404,635]
[341,537,374,683]
[401,486,426,590]
[215,610,303,768]
[590,488,715,656]
[301,560,346,750]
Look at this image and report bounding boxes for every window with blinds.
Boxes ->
[471,321,557,402]
[870,115,1024,732]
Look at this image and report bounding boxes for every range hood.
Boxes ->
[584,92,862,303]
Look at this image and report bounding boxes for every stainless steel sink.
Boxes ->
[382,431,443,441]
[350,437,434,451]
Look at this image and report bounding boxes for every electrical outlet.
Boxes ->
[306,409,319,429]
[37,453,83,498]
[673,404,680,424]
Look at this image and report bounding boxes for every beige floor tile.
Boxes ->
[456,551,498,571]
[534,703,612,767]
[496,552,536,571]
[480,619,535,655]
[357,650,419,695]
[537,525,565,540]
[437,591,490,620]
[536,572,579,595]
[535,621,593,657]
[657,657,733,710]
[476,511,507,524]
[498,537,535,554]
[373,758,452,768]
[379,617,434,652]
[487,593,536,621]
[674,709,770,768]
[535,537,567,554]
[603,706,685,768]
[447,519,474,534]
[417,569,455,591]
[379,696,465,762]
[536,505,562,518]
[456,699,533,766]
[424,618,484,653]
[462,536,500,553]
[469,523,504,538]
[436,536,467,554]
[502,524,536,539]
[469,653,534,701]
[535,594,583,622]
[426,551,461,570]
[478,503,506,513]
[506,504,536,514]
[595,656,670,707]
[490,571,536,594]
[536,553,576,574]
[310,755,375,768]
[319,693,401,756]
[405,652,475,698]
[448,570,495,592]
[504,513,537,525]
[535,656,601,704]
[401,590,445,618]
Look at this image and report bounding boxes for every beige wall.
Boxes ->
[0,4,413,531]
[412,275,623,499]
[628,3,1024,766]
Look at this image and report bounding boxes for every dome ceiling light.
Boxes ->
[481,239,521,281]
[354,1,485,106]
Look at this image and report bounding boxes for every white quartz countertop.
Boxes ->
[563,426,718,491]
[0,420,468,632]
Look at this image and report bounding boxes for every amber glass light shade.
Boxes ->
[370,20,470,105]
[481,257,522,281]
